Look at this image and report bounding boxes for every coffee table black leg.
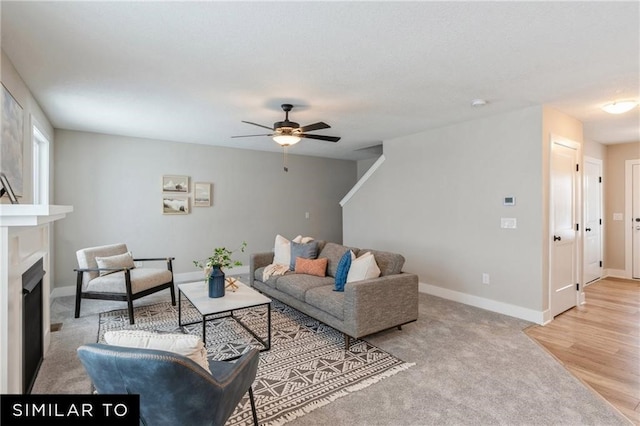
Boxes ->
[267,303,271,350]
[202,316,206,343]
[178,290,182,326]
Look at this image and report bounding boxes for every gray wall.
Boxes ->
[344,105,584,318]
[344,106,546,311]
[53,130,356,289]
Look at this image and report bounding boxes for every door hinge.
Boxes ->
[576,223,579,231]
[599,261,602,267]
[576,283,580,291]
[599,176,602,183]
[576,164,579,172]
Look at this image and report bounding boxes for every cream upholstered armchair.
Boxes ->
[74,243,176,324]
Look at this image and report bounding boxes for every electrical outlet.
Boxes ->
[482,273,490,285]
[305,212,310,219]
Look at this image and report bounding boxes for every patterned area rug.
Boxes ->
[98,299,413,426]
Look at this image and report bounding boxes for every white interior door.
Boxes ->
[633,163,640,278]
[583,157,602,284]
[550,140,578,317]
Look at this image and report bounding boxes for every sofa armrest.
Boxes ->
[343,272,419,338]
[249,251,274,287]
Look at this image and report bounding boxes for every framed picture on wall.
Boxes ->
[162,175,189,193]
[162,196,189,215]
[194,182,212,207]
[1,84,24,196]
[0,172,19,204]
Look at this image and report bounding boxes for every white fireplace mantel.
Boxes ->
[0,204,73,393]
[0,204,73,227]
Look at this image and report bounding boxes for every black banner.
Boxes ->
[1,394,139,426]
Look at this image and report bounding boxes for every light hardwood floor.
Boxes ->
[525,277,640,425]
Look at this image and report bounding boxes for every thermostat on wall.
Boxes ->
[503,196,516,206]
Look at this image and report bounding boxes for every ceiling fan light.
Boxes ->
[602,100,637,114]
[273,135,301,146]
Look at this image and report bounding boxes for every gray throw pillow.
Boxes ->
[290,241,319,270]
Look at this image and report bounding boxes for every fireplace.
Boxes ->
[22,258,45,394]
[0,204,73,393]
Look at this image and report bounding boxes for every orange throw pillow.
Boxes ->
[294,257,328,277]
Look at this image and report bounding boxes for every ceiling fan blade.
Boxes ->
[231,133,273,138]
[300,133,341,143]
[241,120,274,131]
[299,122,330,132]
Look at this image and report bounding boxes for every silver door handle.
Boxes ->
[636,226,640,230]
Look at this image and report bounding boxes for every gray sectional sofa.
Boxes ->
[249,241,419,348]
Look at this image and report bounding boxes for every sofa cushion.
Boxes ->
[95,252,135,276]
[318,243,360,278]
[305,285,345,320]
[104,330,211,373]
[273,234,300,266]
[254,266,291,289]
[295,257,327,277]
[87,268,172,294]
[347,252,381,283]
[289,241,319,270]
[334,250,354,292]
[275,274,334,301]
[359,249,405,276]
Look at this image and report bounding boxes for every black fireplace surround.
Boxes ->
[22,258,45,394]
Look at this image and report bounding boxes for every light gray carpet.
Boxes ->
[34,276,630,425]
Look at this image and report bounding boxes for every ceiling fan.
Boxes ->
[232,104,341,171]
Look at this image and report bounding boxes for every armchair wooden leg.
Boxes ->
[75,271,83,319]
[125,269,135,325]
[169,283,176,306]
[127,299,135,325]
[248,386,258,426]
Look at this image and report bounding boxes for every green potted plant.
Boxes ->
[193,242,247,298]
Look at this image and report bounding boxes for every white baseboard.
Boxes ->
[604,268,631,279]
[418,282,546,325]
[50,266,251,300]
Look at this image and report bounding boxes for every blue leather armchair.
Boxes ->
[77,344,259,426]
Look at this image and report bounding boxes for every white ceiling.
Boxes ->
[2,1,638,161]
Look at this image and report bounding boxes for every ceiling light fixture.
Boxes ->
[602,100,637,114]
[471,99,488,107]
[272,134,301,146]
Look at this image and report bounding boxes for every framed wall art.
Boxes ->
[162,175,189,193]
[1,84,24,196]
[0,172,19,204]
[194,182,212,207]
[162,196,189,215]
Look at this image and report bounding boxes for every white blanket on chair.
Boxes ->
[262,263,290,281]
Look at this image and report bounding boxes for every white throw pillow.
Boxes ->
[346,252,381,283]
[273,234,303,266]
[95,252,135,276]
[103,330,211,373]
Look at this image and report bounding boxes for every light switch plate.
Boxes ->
[501,218,517,229]
[613,213,623,221]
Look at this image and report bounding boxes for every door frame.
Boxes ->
[548,135,582,319]
[583,156,603,285]
[625,159,640,278]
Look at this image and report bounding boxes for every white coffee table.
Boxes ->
[178,280,271,360]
